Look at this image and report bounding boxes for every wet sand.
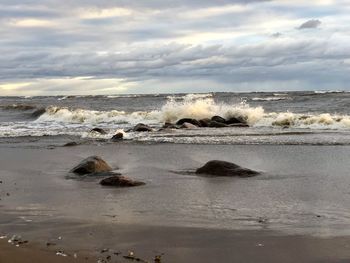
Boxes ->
[1,142,350,262]
[2,223,350,263]
[0,240,96,263]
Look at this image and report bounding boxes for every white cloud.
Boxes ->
[9,18,55,27]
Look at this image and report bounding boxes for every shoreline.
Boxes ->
[2,223,350,263]
[1,142,350,262]
[0,239,96,263]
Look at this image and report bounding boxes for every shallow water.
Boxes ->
[1,143,350,236]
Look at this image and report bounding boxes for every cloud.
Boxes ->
[0,1,349,94]
[271,32,282,38]
[0,0,270,10]
[298,19,322,29]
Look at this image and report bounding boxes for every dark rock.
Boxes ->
[176,118,201,127]
[111,132,123,141]
[90,128,107,134]
[63,141,79,147]
[180,122,198,129]
[226,116,246,125]
[228,123,249,128]
[162,122,178,129]
[199,118,211,127]
[208,121,229,128]
[133,123,153,132]
[31,107,46,118]
[88,171,121,177]
[211,116,226,124]
[196,160,260,177]
[71,156,113,175]
[100,175,145,187]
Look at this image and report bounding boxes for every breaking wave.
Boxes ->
[314,90,345,94]
[166,93,213,101]
[1,104,37,111]
[251,97,291,101]
[33,96,350,130]
[35,106,154,125]
[106,94,148,99]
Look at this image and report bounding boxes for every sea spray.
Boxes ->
[159,96,265,125]
[29,97,350,130]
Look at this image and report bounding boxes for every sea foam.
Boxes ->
[33,96,350,130]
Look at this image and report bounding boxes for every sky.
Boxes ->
[0,0,350,95]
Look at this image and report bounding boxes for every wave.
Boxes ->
[30,97,350,130]
[314,90,345,94]
[251,97,290,101]
[166,93,212,101]
[256,112,350,130]
[1,104,37,111]
[57,95,79,100]
[106,94,146,99]
[35,106,153,125]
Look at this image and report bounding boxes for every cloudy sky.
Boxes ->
[0,0,350,95]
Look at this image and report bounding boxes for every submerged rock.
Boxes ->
[196,160,259,177]
[100,175,145,187]
[211,116,226,124]
[90,128,107,134]
[199,118,211,127]
[162,122,178,129]
[176,118,201,127]
[209,121,229,128]
[71,156,113,175]
[226,116,246,125]
[180,122,198,129]
[111,132,123,141]
[228,123,249,128]
[133,123,153,132]
[63,141,79,147]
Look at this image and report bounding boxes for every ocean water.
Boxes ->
[1,91,350,145]
[1,91,350,237]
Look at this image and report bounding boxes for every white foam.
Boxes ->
[35,106,155,125]
[166,93,212,101]
[256,112,350,130]
[314,90,345,94]
[252,97,290,101]
[106,94,144,98]
[159,96,264,125]
[17,98,350,132]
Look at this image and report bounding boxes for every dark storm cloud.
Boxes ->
[1,39,349,82]
[298,19,322,29]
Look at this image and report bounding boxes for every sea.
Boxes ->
[1,90,349,146]
[1,91,350,237]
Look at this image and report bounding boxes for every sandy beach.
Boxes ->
[2,223,350,263]
[1,142,350,262]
